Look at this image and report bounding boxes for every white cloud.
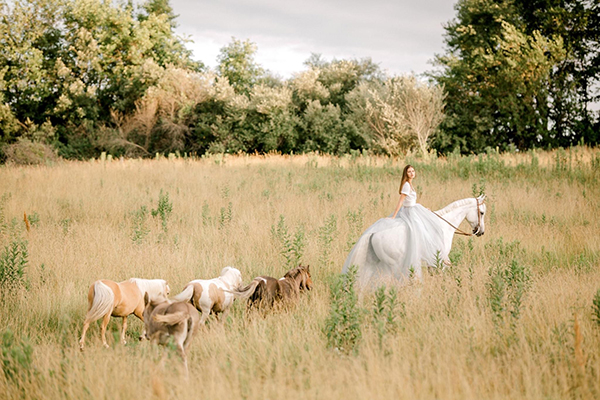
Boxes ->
[171,0,457,78]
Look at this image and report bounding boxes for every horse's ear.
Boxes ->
[479,194,486,202]
[144,292,150,306]
[306,265,310,273]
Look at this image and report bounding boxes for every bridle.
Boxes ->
[432,198,484,237]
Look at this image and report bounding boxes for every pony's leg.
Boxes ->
[133,307,146,341]
[199,306,210,325]
[79,319,92,351]
[100,313,111,348]
[120,316,128,345]
[176,340,189,379]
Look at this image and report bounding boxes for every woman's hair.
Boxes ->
[399,164,414,194]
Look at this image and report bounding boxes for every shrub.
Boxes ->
[3,139,59,165]
[324,265,362,355]
[0,239,29,292]
[1,329,33,384]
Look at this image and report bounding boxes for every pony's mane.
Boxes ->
[219,267,241,286]
[436,198,475,216]
[130,278,166,298]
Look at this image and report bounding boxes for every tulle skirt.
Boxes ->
[342,204,445,286]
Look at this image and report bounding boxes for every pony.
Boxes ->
[143,293,200,376]
[79,278,170,351]
[343,195,486,286]
[171,266,243,325]
[229,264,313,309]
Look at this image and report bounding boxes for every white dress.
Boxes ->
[342,182,445,286]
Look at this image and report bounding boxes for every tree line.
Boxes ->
[0,0,598,163]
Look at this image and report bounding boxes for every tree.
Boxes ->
[216,38,264,96]
[0,0,200,159]
[431,0,598,153]
[347,76,445,156]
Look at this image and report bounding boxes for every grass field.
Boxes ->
[0,147,599,399]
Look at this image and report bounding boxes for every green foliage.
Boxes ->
[1,329,33,384]
[432,0,599,153]
[345,207,364,251]
[130,205,150,244]
[471,179,486,197]
[270,215,306,268]
[217,38,264,96]
[0,0,198,158]
[318,214,337,266]
[487,259,531,339]
[592,289,600,327]
[324,266,362,355]
[201,201,211,226]
[371,285,403,349]
[219,202,232,230]
[0,238,29,292]
[151,190,172,234]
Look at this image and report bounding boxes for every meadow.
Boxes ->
[0,147,599,399]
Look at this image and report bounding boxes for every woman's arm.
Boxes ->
[390,193,407,218]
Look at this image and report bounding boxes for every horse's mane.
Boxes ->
[436,198,475,216]
[130,278,166,298]
[219,267,241,287]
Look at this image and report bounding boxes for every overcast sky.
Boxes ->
[169,0,458,79]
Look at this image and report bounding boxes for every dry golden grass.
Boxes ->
[0,147,599,399]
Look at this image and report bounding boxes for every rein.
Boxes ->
[431,199,483,237]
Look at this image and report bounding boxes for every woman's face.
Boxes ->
[407,167,416,180]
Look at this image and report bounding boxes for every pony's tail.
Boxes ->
[228,279,261,299]
[171,284,194,303]
[84,281,114,323]
[153,311,188,326]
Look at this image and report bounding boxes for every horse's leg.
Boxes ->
[133,306,146,341]
[100,313,111,348]
[79,318,92,351]
[120,316,128,345]
[198,305,211,325]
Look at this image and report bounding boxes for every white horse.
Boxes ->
[171,266,243,325]
[342,195,486,286]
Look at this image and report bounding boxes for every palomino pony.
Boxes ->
[171,266,242,325]
[79,278,170,350]
[343,195,486,287]
[143,293,200,376]
[230,264,313,309]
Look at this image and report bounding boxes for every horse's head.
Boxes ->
[285,265,313,291]
[466,195,486,237]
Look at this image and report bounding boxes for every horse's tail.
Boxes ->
[153,311,188,326]
[227,279,261,299]
[84,281,114,323]
[171,284,194,303]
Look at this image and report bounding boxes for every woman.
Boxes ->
[342,164,445,286]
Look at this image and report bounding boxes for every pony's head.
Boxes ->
[143,292,165,341]
[465,195,486,237]
[284,265,313,291]
[220,266,243,288]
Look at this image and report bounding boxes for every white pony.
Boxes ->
[342,195,486,287]
[171,266,243,325]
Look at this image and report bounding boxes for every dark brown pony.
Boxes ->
[230,265,312,309]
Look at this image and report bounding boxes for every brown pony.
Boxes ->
[230,265,313,309]
[143,293,200,376]
[79,278,170,351]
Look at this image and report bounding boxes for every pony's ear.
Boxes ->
[144,291,150,306]
[478,194,486,202]
[306,265,310,273]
